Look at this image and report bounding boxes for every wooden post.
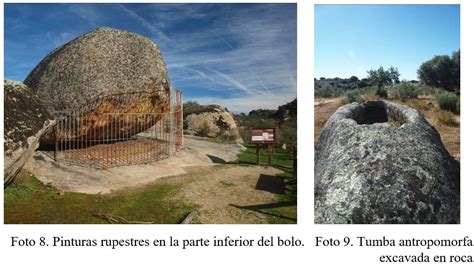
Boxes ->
[256,144,260,165]
[267,144,273,166]
[293,147,297,180]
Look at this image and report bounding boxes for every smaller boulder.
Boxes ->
[4,80,54,185]
[185,106,242,143]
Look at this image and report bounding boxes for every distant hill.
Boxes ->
[314,76,368,97]
[247,98,296,125]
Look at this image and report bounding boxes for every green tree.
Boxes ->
[417,50,460,92]
[349,76,359,82]
[367,66,400,97]
[388,66,400,84]
[452,50,460,91]
[357,79,369,88]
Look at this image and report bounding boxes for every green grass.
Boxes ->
[264,168,297,224]
[4,170,197,224]
[233,144,293,168]
[233,144,297,224]
[205,137,238,144]
[5,145,297,224]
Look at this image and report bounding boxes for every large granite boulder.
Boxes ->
[185,106,242,143]
[4,80,54,185]
[24,27,171,144]
[314,101,460,224]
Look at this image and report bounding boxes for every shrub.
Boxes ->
[183,101,223,117]
[398,83,418,101]
[316,84,338,98]
[437,92,460,114]
[417,85,440,96]
[278,118,297,152]
[361,90,377,101]
[388,82,418,101]
[183,118,189,130]
[376,87,387,98]
[345,89,362,103]
[357,80,369,88]
[438,110,459,127]
[196,123,211,137]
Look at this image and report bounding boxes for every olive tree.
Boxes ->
[417,50,460,92]
[367,66,400,97]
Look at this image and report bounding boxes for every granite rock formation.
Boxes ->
[186,106,242,142]
[24,27,171,144]
[314,101,460,224]
[4,80,54,185]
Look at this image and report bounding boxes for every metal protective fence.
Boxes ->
[54,89,183,168]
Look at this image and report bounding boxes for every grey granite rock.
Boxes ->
[4,80,54,185]
[25,27,170,115]
[186,106,243,143]
[24,27,171,144]
[314,100,460,224]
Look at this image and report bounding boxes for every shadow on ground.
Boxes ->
[206,154,226,164]
[229,172,297,222]
[230,201,297,222]
[255,174,285,194]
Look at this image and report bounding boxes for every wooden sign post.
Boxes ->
[256,144,261,165]
[250,128,277,166]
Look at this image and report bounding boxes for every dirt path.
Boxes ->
[162,165,286,224]
[315,98,344,142]
[314,98,339,107]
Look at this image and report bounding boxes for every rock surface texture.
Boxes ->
[186,106,242,142]
[24,27,171,144]
[4,80,54,185]
[314,101,460,224]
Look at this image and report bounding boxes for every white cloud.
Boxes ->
[6,4,297,113]
[45,31,75,47]
[156,4,297,112]
[116,4,179,49]
[68,4,101,27]
[189,93,295,114]
[208,29,234,50]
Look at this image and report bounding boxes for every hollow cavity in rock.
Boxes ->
[353,101,406,127]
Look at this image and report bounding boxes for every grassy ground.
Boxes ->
[232,144,297,224]
[4,170,197,224]
[234,144,293,167]
[5,145,297,224]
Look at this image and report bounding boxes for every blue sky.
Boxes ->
[314,5,460,80]
[4,3,296,113]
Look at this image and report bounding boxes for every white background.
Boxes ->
[1,0,473,268]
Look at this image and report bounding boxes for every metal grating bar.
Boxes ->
[53,90,183,168]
